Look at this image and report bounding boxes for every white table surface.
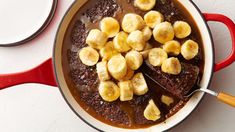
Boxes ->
[0,0,235,132]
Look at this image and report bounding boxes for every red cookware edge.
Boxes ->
[0,13,235,90]
[0,58,57,89]
[204,13,235,71]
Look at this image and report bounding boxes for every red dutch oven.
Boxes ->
[1,0,235,131]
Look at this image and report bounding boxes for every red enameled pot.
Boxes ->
[0,0,235,131]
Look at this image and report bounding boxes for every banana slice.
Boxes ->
[113,31,131,52]
[86,29,108,49]
[132,73,148,95]
[173,21,191,39]
[141,50,150,59]
[144,11,164,28]
[100,17,120,38]
[122,13,145,33]
[142,26,152,41]
[127,30,146,51]
[100,41,118,61]
[96,61,110,81]
[134,0,156,11]
[153,22,175,44]
[79,47,99,66]
[118,67,134,81]
[144,42,153,50]
[161,95,174,106]
[118,81,134,101]
[144,99,161,121]
[108,54,127,80]
[141,43,153,59]
[125,50,143,70]
[181,40,199,60]
[161,57,181,75]
[148,48,168,66]
[163,40,181,56]
[98,81,120,102]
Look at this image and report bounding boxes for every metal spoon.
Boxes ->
[143,73,235,107]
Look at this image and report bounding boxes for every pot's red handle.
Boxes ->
[203,13,235,72]
[0,58,57,90]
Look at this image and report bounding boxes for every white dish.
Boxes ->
[0,0,57,46]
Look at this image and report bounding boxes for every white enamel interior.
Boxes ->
[0,0,54,45]
[57,0,214,131]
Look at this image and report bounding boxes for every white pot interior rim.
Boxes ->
[53,0,215,131]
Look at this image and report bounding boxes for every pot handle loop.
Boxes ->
[203,13,235,72]
[0,58,57,90]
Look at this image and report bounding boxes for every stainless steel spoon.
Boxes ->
[143,73,235,107]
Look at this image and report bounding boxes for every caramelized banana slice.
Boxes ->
[142,26,152,41]
[100,17,120,38]
[127,30,146,51]
[96,61,110,81]
[86,29,108,49]
[98,81,120,102]
[153,22,175,44]
[108,54,127,80]
[173,21,191,39]
[100,41,118,61]
[113,31,131,52]
[163,40,181,56]
[122,13,145,33]
[134,0,156,11]
[144,42,153,50]
[125,50,143,70]
[144,99,161,121]
[118,81,134,101]
[144,11,164,28]
[141,50,151,59]
[140,43,153,59]
[148,48,168,66]
[161,95,174,106]
[118,67,134,81]
[132,73,148,95]
[78,47,99,66]
[161,57,181,75]
[181,40,199,60]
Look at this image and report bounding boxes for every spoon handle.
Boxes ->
[217,92,235,107]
